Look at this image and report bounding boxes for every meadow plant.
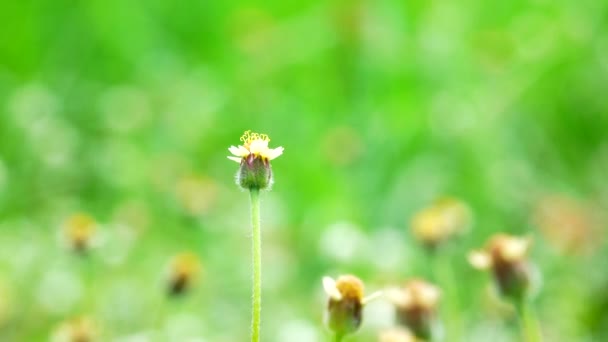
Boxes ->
[228,130,283,342]
[322,275,382,341]
[411,197,472,252]
[469,234,542,342]
[411,197,472,340]
[387,279,442,341]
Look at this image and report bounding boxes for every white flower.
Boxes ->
[227,130,284,163]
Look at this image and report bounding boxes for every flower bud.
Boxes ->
[238,154,273,190]
[323,275,382,338]
[387,279,441,341]
[469,234,534,302]
[324,275,363,337]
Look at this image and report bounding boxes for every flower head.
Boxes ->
[386,279,441,340]
[411,197,472,251]
[228,130,284,163]
[228,130,283,191]
[322,275,382,338]
[468,234,535,302]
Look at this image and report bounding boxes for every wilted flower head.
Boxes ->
[323,275,382,338]
[469,234,534,302]
[411,197,472,250]
[387,279,441,340]
[62,213,97,254]
[51,316,98,342]
[167,252,202,296]
[228,130,284,191]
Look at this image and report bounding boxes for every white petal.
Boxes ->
[238,145,250,155]
[264,146,284,160]
[501,237,531,261]
[468,250,492,270]
[322,276,342,301]
[228,146,240,155]
[418,285,440,308]
[229,145,249,157]
[362,291,383,305]
[227,156,242,163]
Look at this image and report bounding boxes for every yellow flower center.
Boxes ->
[240,130,269,149]
[335,275,364,301]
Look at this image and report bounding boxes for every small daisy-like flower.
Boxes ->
[62,213,97,254]
[228,130,283,190]
[228,130,284,163]
[167,252,202,296]
[386,279,441,340]
[322,275,382,338]
[468,234,535,302]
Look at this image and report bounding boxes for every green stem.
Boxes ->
[516,299,542,342]
[334,333,344,342]
[250,189,262,342]
[430,252,462,342]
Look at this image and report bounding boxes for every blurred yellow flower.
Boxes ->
[51,316,98,342]
[386,279,441,341]
[411,197,472,249]
[62,213,97,253]
[167,252,202,296]
[228,130,284,163]
[323,275,382,338]
[468,233,535,302]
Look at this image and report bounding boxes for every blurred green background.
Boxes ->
[1,0,608,341]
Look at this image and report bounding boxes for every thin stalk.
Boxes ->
[333,333,344,342]
[250,189,262,342]
[516,299,542,342]
[430,251,463,342]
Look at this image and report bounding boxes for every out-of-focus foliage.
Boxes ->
[0,0,607,341]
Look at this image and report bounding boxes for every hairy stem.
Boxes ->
[250,189,262,342]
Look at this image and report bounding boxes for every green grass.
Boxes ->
[0,0,607,341]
